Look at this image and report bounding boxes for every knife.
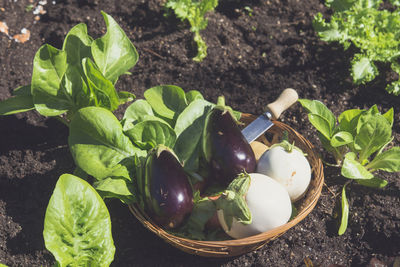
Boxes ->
[241,88,298,143]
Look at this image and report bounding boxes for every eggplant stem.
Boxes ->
[217,96,225,107]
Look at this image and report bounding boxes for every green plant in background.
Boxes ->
[313,0,400,95]
[244,6,253,17]
[25,4,34,12]
[0,11,138,122]
[299,99,400,235]
[165,0,218,62]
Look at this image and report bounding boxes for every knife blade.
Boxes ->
[241,88,298,143]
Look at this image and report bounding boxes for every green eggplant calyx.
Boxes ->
[269,131,306,155]
[217,96,226,107]
[149,144,182,165]
[215,96,239,123]
[215,172,252,230]
[227,172,251,197]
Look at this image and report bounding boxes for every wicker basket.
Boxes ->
[129,113,324,257]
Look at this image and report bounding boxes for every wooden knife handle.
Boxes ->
[265,88,298,120]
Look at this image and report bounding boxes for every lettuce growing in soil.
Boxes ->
[313,0,400,95]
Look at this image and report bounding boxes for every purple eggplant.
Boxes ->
[202,106,256,185]
[143,145,193,229]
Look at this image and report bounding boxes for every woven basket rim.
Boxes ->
[128,113,324,256]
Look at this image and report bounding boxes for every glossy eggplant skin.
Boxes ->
[144,146,193,229]
[202,107,256,185]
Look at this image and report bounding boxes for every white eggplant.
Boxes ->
[256,141,311,202]
[216,173,292,239]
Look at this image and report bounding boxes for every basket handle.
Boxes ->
[265,88,298,119]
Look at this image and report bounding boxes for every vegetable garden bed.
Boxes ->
[0,0,399,266]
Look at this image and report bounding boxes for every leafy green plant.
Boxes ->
[68,106,146,204]
[299,99,400,234]
[165,0,218,61]
[0,12,139,265]
[0,11,138,121]
[43,174,115,266]
[313,0,400,95]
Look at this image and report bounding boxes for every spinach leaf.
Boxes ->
[82,58,120,111]
[59,24,93,115]
[0,85,34,115]
[92,11,139,84]
[122,99,154,131]
[144,85,188,123]
[93,177,136,204]
[62,23,93,68]
[356,177,388,188]
[31,44,69,116]
[174,99,214,136]
[13,84,31,96]
[69,106,145,181]
[338,109,363,134]
[43,174,115,266]
[60,65,90,114]
[330,131,353,147]
[354,113,392,161]
[341,152,374,179]
[366,147,400,172]
[298,99,336,139]
[308,113,335,140]
[125,119,177,149]
[174,99,214,170]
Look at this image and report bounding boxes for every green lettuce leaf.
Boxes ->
[43,174,115,266]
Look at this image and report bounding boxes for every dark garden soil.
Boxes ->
[0,0,399,266]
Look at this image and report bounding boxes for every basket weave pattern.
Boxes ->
[129,114,324,257]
